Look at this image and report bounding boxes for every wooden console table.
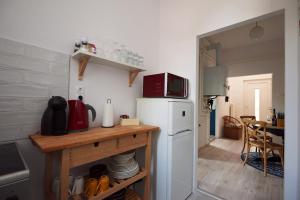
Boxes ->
[30,125,159,200]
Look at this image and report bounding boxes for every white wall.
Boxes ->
[223,39,284,111]
[158,0,299,199]
[0,0,159,63]
[0,0,160,126]
[0,1,159,200]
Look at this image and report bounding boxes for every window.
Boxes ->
[254,89,260,120]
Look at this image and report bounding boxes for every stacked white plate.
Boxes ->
[108,151,140,179]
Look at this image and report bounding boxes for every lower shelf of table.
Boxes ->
[125,189,142,200]
[89,169,147,200]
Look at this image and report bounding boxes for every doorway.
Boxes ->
[244,78,272,121]
[197,12,284,200]
[209,110,215,137]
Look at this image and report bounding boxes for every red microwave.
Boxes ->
[143,73,188,98]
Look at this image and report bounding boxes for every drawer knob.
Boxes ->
[94,142,100,147]
[133,134,137,138]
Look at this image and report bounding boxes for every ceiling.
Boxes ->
[208,13,284,50]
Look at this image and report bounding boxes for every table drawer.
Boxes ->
[70,139,117,167]
[118,133,147,148]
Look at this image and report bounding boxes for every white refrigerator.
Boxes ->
[137,98,194,200]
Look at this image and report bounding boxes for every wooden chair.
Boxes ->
[243,121,284,176]
[240,116,256,154]
[240,116,273,155]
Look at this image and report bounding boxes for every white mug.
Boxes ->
[72,176,85,195]
[52,176,74,200]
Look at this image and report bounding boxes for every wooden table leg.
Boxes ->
[45,153,53,200]
[60,149,70,200]
[144,132,152,200]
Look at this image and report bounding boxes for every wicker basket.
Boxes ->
[223,116,243,140]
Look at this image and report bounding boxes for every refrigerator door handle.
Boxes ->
[172,129,192,136]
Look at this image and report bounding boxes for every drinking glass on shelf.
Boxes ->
[103,40,113,60]
[137,55,142,67]
[120,45,128,63]
[113,48,121,62]
[132,53,138,66]
[110,42,121,61]
[139,56,144,67]
[136,55,141,67]
[110,42,118,61]
[126,50,133,65]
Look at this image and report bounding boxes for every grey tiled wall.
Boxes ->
[0,37,69,200]
[0,37,69,142]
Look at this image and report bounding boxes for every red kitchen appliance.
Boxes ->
[68,99,96,132]
[143,73,188,98]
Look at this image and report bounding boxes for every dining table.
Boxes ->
[265,124,285,163]
[266,124,285,141]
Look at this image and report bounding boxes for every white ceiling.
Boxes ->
[208,13,284,50]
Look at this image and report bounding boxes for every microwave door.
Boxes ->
[166,73,185,98]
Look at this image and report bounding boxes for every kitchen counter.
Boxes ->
[30,125,159,153]
[30,125,159,200]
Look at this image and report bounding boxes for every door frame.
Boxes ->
[195,8,299,200]
[243,78,272,121]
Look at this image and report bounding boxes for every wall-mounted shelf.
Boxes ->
[72,50,146,87]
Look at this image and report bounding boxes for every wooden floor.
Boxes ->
[197,138,283,200]
[188,190,220,200]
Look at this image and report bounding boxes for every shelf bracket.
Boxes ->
[78,56,90,80]
[129,70,140,87]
